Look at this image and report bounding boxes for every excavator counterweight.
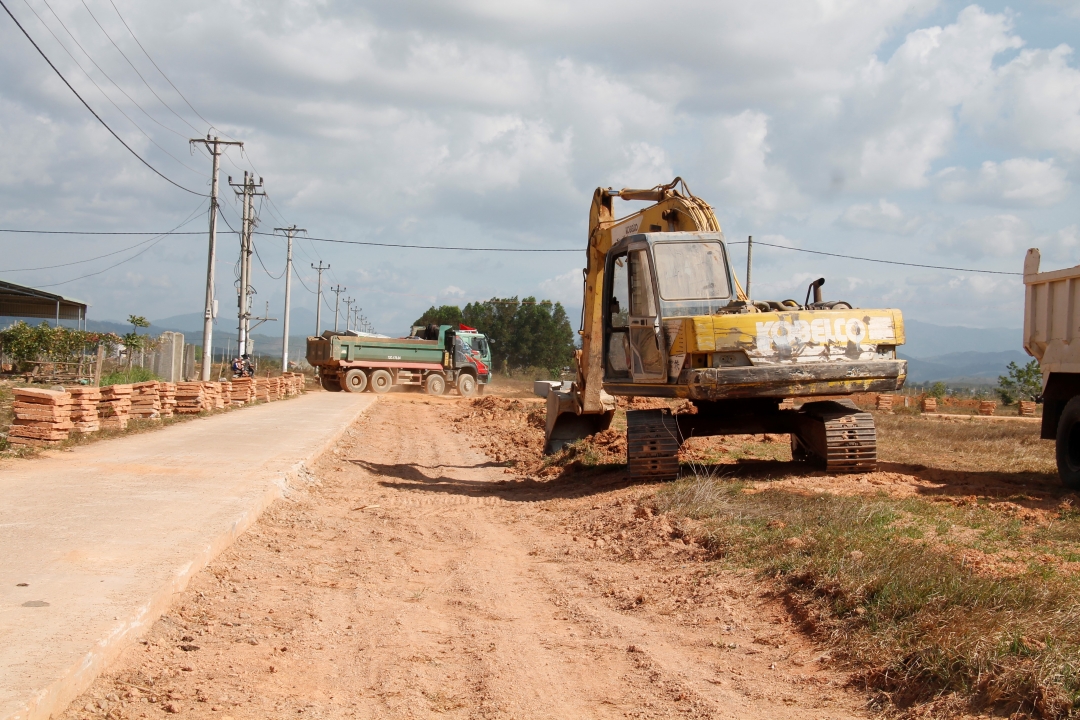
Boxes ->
[544,178,907,476]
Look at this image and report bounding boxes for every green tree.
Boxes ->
[411,305,463,328]
[461,297,574,376]
[123,315,152,367]
[996,359,1042,404]
[927,381,948,399]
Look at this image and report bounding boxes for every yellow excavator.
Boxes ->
[545,178,907,477]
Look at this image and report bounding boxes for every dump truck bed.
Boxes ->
[306,335,445,369]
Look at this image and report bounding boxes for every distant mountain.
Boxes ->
[901,350,1030,385]
[902,319,1021,359]
[153,308,321,336]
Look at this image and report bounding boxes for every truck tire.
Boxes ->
[369,369,393,394]
[342,369,367,393]
[457,373,477,397]
[320,373,341,392]
[425,373,446,396]
[1056,396,1080,489]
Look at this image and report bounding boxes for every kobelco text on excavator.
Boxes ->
[544,178,907,478]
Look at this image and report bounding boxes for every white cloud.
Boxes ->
[710,111,802,215]
[538,268,584,305]
[936,158,1070,206]
[938,214,1031,259]
[838,199,923,234]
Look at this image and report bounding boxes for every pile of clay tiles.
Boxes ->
[268,376,283,400]
[7,387,72,447]
[160,383,177,418]
[285,372,306,395]
[253,377,271,403]
[229,377,254,406]
[203,382,224,411]
[218,382,232,410]
[131,381,161,421]
[69,386,102,433]
[99,384,132,430]
[175,382,208,414]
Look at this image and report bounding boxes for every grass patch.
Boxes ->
[653,476,1080,718]
[100,367,159,386]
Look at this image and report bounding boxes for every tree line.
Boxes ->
[413,297,575,376]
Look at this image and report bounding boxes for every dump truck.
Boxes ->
[306,324,491,396]
[544,177,907,478]
[1022,248,1080,488]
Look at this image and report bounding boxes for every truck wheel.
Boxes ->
[1056,396,1080,489]
[320,373,341,392]
[425,373,446,396]
[457,373,477,397]
[342,369,367,393]
[369,369,393,394]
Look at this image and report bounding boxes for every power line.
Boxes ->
[1,201,205,271]
[252,240,285,280]
[20,0,204,176]
[105,0,210,133]
[0,228,204,235]
[0,0,207,196]
[77,0,201,135]
[251,231,580,253]
[727,240,1022,276]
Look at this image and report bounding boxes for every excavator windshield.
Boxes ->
[652,240,731,317]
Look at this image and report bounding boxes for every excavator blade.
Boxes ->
[544,390,614,454]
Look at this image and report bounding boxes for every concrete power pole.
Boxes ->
[331,284,346,332]
[190,135,243,380]
[229,172,265,357]
[311,262,329,336]
[342,297,354,332]
[275,225,305,371]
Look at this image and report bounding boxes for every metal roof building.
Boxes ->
[0,280,88,328]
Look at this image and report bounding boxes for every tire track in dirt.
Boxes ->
[60,393,867,720]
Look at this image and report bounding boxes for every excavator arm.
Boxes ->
[546,178,745,451]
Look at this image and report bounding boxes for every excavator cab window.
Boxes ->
[652,240,731,317]
[606,255,632,376]
[604,249,667,382]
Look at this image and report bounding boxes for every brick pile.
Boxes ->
[269,376,283,400]
[98,385,132,430]
[131,381,161,421]
[778,398,795,410]
[254,377,270,403]
[7,388,72,447]
[979,400,997,416]
[876,395,894,412]
[220,382,232,408]
[201,382,223,411]
[175,382,207,414]
[1019,401,1037,417]
[229,378,253,406]
[921,397,938,413]
[69,386,102,433]
[160,383,177,418]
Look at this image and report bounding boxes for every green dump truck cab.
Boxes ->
[306,324,491,397]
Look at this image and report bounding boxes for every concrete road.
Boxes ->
[0,391,376,720]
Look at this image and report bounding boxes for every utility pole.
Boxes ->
[229,171,265,357]
[311,262,329,336]
[190,134,243,380]
[342,297,354,332]
[275,225,304,371]
[331,284,346,332]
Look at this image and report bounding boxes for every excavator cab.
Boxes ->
[603,232,734,385]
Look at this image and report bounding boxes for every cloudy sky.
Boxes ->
[1,0,1079,335]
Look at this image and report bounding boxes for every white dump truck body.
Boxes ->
[1023,247,1080,487]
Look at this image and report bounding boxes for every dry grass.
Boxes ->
[876,413,1056,475]
[653,477,1080,718]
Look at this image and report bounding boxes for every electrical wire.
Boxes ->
[251,231,580,253]
[78,0,202,135]
[0,228,203,235]
[19,0,205,177]
[33,226,170,286]
[726,240,1022,276]
[105,0,210,133]
[0,0,207,196]
[1,200,205,271]
[252,240,285,280]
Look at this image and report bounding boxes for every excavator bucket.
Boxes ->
[544,389,614,454]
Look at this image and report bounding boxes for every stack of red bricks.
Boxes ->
[876,395,894,412]
[254,377,270,403]
[978,400,997,416]
[201,382,222,411]
[160,383,177,418]
[229,378,252,406]
[99,384,132,430]
[69,386,101,434]
[175,382,207,414]
[268,376,283,400]
[1019,401,1036,417]
[921,397,938,413]
[7,388,72,447]
[131,381,161,421]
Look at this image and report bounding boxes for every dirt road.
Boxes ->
[61,394,868,719]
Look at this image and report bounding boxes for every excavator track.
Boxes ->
[792,400,877,473]
[626,409,681,479]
